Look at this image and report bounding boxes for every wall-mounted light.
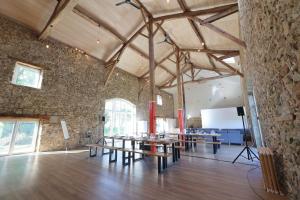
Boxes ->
[46,45,49,48]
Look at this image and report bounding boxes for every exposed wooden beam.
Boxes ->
[167,58,176,64]
[191,64,232,73]
[135,0,152,17]
[39,0,80,40]
[140,50,176,78]
[176,48,183,109]
[73,7,148,66]
[219,54,237,60]
[194,69,201,78]
[153,3,237,22]
[208,53,244,77]
[148,19,156,103]
[181,48,239,56]
[177,0,205,45]
[161,74,236,89]
[194,17,246,48]
[160,61,232,88]
[153,20,164,36]
[139,32,149,39]
[91,1,174,80]
[202,5,239,24]
[104,52,122,86]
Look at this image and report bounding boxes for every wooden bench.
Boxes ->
[86,144,172,173]
[87,144,121,162]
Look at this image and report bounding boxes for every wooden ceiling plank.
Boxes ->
[39,0,80,40]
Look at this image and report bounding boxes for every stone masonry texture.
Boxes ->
[0,16,174,152]
[239,0,300,199]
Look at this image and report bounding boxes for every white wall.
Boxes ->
[166,76,243,118]
[201,107,244,129]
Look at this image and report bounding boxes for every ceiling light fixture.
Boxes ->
[201,42,205,46]
[166,0,170,4]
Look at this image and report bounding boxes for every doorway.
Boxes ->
[0,119,40,156]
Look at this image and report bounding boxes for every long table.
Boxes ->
[103,136,179,169]
[169,133,221,154]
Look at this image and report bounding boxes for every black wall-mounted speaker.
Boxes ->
[237,106,245,116]
[102,116,105,122]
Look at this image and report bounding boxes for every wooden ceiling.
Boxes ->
[0,0,243,87]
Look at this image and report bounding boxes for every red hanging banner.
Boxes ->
[149,101,157,152]
[178,108,185,143]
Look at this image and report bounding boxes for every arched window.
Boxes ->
[104,98,136,137]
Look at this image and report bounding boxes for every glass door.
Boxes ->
[0,119,39,156]
[12,121,39,154]
[0,121,15,155]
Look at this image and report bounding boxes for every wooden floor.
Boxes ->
[0,150,286,200]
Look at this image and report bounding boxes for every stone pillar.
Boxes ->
[238,0,300,198]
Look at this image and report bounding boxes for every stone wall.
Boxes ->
[0,16,174,151]
[238,0,300,199]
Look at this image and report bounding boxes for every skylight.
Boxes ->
[223,57,235,64]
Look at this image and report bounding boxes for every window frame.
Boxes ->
[0,118,40,155]
[11,61,43,89]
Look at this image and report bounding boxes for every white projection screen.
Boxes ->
[201,107,245,129]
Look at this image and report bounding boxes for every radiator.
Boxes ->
[258,147,283,195]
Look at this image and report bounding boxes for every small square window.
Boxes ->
[157,95,162,106]
[11,62,43,89]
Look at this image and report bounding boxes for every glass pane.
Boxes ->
[14,64,41,88]
[13,121,38,153]
[104,99,136,137]
[0,121,15,155]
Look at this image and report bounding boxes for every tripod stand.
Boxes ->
[232,115,259,163]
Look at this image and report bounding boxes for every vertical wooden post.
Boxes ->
[176,48,184,140]
[148,18,156,152]
[182,74,187,128]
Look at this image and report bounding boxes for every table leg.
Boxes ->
[172,143,175,163]
[132,140,135,161]
[163,144,167,169]
[213,136,217,154]
[122,139,126,165]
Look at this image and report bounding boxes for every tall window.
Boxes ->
[104,98,136,137]
[157,95,162,105]
[0,119,40,155]
[11,62,43,89]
